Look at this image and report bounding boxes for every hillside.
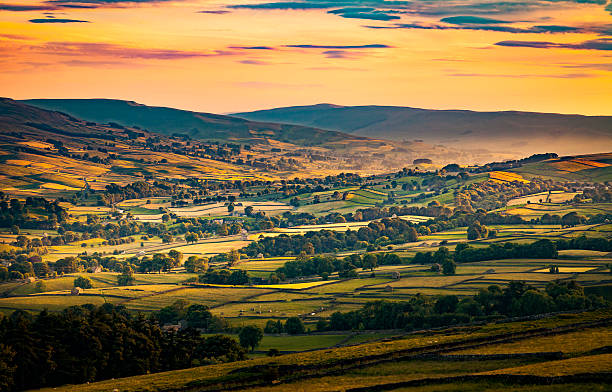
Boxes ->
[234,104,612,156]
[21,98,519,168]
[22,99,373,148]
[38,310,612,392]
[0,98,284,195]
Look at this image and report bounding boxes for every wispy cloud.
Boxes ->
[29,18,90,23]
[229,46,276,50]
[449,72,594,78]
[366,22,583,34]
[0,3,59,11]
[239,59,269,65]
[197,10,230,14]
[285,44,390,49]
[496,38,612,51]
[30,41,239,59]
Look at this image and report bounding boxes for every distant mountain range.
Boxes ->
[21,99,373,149]
[233,104,612,156]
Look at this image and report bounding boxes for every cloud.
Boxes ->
[0,3,58,11]
[328,7,401,20]
[47,0,174,3]
[239,59,269,65]
[336,11,400,20]
[285,44,390,49]
[440,15,510,24]
[496,38,612,51]
[366,21,585,34]
[0,33,32,40]
[229,2,334,10]
[197,10,230,14]
[322,50,351,58]
[32,41,239,59]
[559,62,612,71]
[229,45,276,50]
[448,72,594,78]
[29,18,90,23]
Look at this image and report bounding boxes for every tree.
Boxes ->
[168,249,183,265]
[74,276,93,289]
[227,203,235,213]
[227,249,240,267]
[0,344,15,392]
[407,227,418,242]
[185,304,213,329]
[244,205,254,216]
[284,317,305,335]
[435,295,458,314]
[33,262,50,278]
[185,256,207,273]
[117,266,135,286]
[239,325,263,352]
[185,232,198,244]
[362,253,377,271]
[561,212,586,227]
[433,247,451,265]
[442,259,456,275]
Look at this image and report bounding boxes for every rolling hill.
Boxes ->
[233,104,612,156]
[21,99,373,148]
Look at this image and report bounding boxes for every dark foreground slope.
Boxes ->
[234,104,612,156]
[22,99,373,148]
[40,310,612,392]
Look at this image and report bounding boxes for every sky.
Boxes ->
[1,0,611,115]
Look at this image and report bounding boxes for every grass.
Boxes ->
[452,327,612,356]
[481,353,612,376]
[124,287,274,312]
[257,334,349,352]
[38,309,612,392]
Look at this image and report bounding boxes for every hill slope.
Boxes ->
[234,104,612,156]
[0,98,285,195]
[22,99,372,148]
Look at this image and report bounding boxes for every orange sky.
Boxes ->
[1,0,611,114]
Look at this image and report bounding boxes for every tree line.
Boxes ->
[0,304,245,391]
[318,280,607,332]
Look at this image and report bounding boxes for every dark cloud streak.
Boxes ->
[29,18,90,23]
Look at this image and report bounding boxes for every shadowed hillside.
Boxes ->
[234,104,612,156]
[22,99,373,148]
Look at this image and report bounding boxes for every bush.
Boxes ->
[74,276,93,289]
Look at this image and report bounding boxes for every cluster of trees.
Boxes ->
[0,196,66,230]
[466,221,495,240]
[455,178,566,212]
[100,181,177,206]
[0,249,189,283]
[578,185,612,203]
[198,269,250,285]
[0,304,245,391]
[453,240,557,263]
[450,236,612,265]
[154,300,228,331]
[138,250,183,273]
[243,218,418,257]
[318,280,607,332]
[263,317,306,335]
[274,252,403,280]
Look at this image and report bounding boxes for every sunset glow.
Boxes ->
[1,0,611,114]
